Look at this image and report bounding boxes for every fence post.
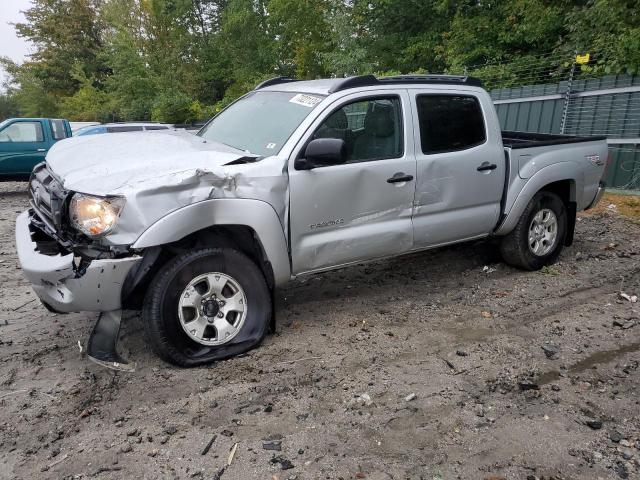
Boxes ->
[560,52,577,134]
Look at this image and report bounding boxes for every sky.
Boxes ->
[0,0,33,88]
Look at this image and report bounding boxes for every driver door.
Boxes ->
[0,120,48,175]
[288,90,416,275]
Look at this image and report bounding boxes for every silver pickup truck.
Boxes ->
[16,75,607,369]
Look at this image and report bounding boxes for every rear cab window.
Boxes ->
[416,94,486,154]
[51,119,70,140]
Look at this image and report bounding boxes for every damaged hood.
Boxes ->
[44,129,289,247]
[46,130,255,195]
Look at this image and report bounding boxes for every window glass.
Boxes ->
[312,97,403,163]
[107,126,144,133]
[75,126,106,136]
[416,95,486,154]
[0,121,44,142]
[199,91,323,156]
[51,120,68,140]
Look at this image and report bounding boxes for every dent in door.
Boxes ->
[294,167,414,272]
[415,158,454,209]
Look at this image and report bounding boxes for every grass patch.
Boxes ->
[581,193,640,220]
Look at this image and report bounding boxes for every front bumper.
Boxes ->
[15,211,142,313]
[586,181,606,210]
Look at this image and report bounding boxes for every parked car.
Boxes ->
[0,118,71,178]
[16,75,608,370]
[69,121,101,134]
[74,122,173,136]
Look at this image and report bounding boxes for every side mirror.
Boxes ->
[295,138,347,170]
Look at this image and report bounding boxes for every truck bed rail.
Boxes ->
[502,131,606,149]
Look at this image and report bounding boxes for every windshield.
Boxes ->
[198,91,325,156]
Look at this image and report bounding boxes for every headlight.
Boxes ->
[69,194,125,237]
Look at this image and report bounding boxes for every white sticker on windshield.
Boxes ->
[266,143,276,149]
[289,93,322,108]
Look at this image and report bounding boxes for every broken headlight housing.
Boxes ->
[69,194,125,238]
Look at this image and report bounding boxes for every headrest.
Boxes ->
[364,103,395,137]
[324,109,348,130]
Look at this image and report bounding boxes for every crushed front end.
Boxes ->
[16,163,142,370]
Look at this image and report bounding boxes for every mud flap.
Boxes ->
[564,201,577,247]
[87,310,136,372]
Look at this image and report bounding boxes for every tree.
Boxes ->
[0,58,59,117]
[58,66,111,121]
[565,0,640,75]
[352,0,449,74]
[3,0,640,122]
[14,0,106,97]
[268,0,334,78]
[0,93,18,122]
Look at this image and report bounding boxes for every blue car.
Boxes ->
[75,123,173,136]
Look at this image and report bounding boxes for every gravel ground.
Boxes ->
[0,181,639,480]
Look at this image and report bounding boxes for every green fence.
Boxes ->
[489,75,640,190]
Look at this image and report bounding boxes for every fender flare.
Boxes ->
[495,163,582,235]
[132,198,291,286]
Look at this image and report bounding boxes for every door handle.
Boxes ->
[37,148,46,152]
[387,173,414,184]
[477,162,497,172]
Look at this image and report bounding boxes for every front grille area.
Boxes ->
[29,163,67,230]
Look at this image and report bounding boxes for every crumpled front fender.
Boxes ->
[132,198,291,286]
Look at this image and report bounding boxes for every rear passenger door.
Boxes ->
[289,90,416,274]
[410,91,505,247]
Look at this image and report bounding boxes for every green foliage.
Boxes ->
[0,93,18,122]
[565,0,640,75]
[1,57,59,118]
[3,0,640,123]
[151,91,204,123]
[14,0,106,97]
[268,0,333,78]
[58,67,111,121]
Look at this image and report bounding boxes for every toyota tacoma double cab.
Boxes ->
[16,75,608,370]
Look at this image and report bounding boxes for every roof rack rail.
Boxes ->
[382,74,482,87]
[329,74,482,93]
[328,75,378,93]
[255,77,297,90]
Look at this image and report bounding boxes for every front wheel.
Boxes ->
[142,247,271,367]
[500,191,567,271]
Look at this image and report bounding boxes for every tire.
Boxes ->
[142,247,271,367]
[500,191,567,271]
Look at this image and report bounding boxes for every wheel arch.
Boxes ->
[496,163,581,237]
[131,198,291,288]
[539,179,577,246]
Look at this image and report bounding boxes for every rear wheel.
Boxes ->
[500,191,567,270]
[142,247,271,367]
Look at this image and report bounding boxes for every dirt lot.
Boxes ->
[0,184,639,480]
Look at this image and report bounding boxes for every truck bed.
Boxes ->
[502,131,606,149]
